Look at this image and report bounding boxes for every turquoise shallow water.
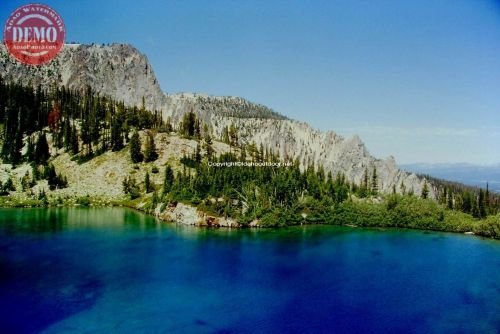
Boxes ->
[0,208,499,333]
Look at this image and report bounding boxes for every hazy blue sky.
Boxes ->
[2,0,500,164]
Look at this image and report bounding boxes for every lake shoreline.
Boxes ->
[2,196,498,241]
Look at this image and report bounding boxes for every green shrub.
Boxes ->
[475,214,500,239]
[331,201,388,227]
[388,196,444,230]
[77,196,91,207]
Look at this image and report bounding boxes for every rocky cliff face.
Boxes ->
[0,43,166,111]
[0,43,433,197]
[164,94,427,194]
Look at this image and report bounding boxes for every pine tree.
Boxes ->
[163,165,175,194]
[26,136,35,162]
[194,118,201,140]
[421,181,429,199]
[359,168,369,198]
[144,131,158,162]
[111,119,124,151]
[63,120,72,150]
[70,125,79,155]
[129,130,143,163]
[447,192,453,210]
[180,110,197,138]
[32,164,41,182]
[478,188,486,218]
[461,191,472,213]
[144,172,153,193]
[229,124,238,147]
[80,113,92,156]
[151,191,159,206]
[204,132,214,159]
[371,167,378,195]
[194,143,202,163]
[441,187,448,205]
[363,168,369,189]
[46,166,58,190]
[2,103,25,165]
[34,132,50,165]
[485,183,490,214]
[3,177,15,192]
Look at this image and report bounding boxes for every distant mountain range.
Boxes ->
[400,163,500,193]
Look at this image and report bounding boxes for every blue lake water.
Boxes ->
[0,208,499,333]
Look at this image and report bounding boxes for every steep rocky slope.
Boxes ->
[0,43,432,197]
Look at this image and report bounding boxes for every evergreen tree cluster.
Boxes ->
[0,76,166,165]
[0,176,16,195]
[122,176,140,199]
[161,142,351,225]
[179,109,201,139]
[42,163,68,190]
[156,132,498,225]
[357,167,379,198]
[420,174,499,218]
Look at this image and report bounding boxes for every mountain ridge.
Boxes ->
[0,42,432,197]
